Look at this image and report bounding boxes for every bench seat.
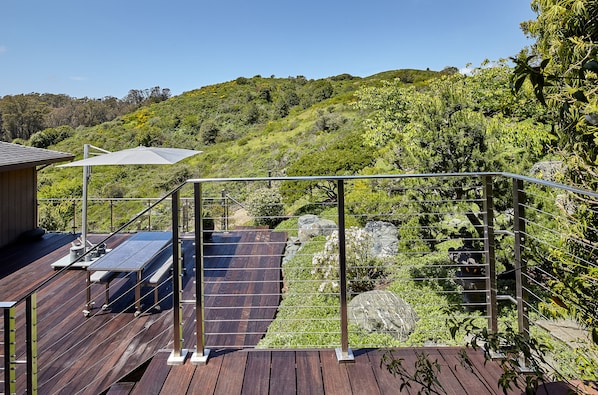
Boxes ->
[86,270,119,313]
[90,270,117,283]
[142,255,174,310]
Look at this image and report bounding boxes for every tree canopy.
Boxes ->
[515,0,598,344]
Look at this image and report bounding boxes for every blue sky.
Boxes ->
[1,0,536,99]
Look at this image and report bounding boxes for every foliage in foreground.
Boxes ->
[514,0,598,343]
[382,320,550,395]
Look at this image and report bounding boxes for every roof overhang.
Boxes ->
[0,142,75,173]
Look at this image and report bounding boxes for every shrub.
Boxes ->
[29,126,74,148]
[199,120,219,145]
[311,227,386,295]
[245,187,285,228]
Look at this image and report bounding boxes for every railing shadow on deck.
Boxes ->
[2,172,597,394]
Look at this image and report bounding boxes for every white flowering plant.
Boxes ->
[311,227,387,295]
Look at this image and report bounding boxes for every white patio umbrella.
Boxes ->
[59,144,201,257]
[61,145,201,166]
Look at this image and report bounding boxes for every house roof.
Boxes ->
[0,142,74,172]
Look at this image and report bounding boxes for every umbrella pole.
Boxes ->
[82,144,90,258]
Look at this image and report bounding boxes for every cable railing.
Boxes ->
[182,174,501,363]
[1,172,597,393]
[37,192,244,235]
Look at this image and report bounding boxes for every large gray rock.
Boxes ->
[348,290,418,341]
[530,160,563,181]
[283,236,302,264]
[298,214,337,242]
[364,221,398,257]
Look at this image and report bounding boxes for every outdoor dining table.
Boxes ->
[86,231,172,316]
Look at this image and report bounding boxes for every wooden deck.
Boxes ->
[0,229,544,395]
[128,347,520,395]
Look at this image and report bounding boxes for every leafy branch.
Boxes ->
[381,350,448,395]
[448,316,549,395]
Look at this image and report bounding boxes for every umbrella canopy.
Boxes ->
[58,145,201,261]
[59,146,201,167]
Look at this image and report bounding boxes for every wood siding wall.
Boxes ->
[0,168,36,248]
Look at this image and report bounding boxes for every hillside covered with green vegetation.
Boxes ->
[29,69,449,200]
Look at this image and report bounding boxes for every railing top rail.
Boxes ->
[504,172,598,199]
[187,172,598,199]
[186,172,503,184]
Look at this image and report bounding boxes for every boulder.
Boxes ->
[282,236,302,265]
[348,290,418,341]
[364,221,398,257]
[298,214,337,242]
[530,160,563,182]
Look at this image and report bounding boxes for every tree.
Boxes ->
[355,65,552,239]
[0,94,48,140]
[515,0,598,175]
[245,187,285,228]
[30,126,74,149]
[280,132,375,204]
[514,0,598,344]
[199,120,219,145]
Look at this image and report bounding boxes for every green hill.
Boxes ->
[37,69,444,200]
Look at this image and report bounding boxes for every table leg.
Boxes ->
[84,272,92,317]
[135,270,141,316]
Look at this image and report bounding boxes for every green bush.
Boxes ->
[311,227,387,295]
[245,187,285,228]
[30,126,74,148]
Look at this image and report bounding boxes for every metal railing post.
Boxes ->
[182,200,188,232]
[109,200,114,233]
[483,176,498,333]
[168,190,188,364]
[335,179,354,362]
[147,200,152,231]
[2,302,16,395]
[191,182,210,364]
[513,178,529,338]
[26,294,38,395]
[221,189,228,232]
[72,200,77,234]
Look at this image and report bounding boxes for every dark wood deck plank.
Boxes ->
[424,348,466,395]
[465,348,514,395]
[439,347,496,394]
[367,348,404,395]
[0,229,529,395]
[0,232,177,394]
[388,348,425,395]
[269,350,297,395]
[186,349,225,394]
[202,228,285,349]
[131,350,171,395]
[0,232,77,279]
[346,349,382,395]
[320,349,352,395]
[214,351,248,394]
[296,350,325,395]
[106,381,136,395]
[161,359,196,394]
[242,351,272,395]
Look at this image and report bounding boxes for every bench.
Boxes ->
[141,255,174,311]
[83,270,119,316]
